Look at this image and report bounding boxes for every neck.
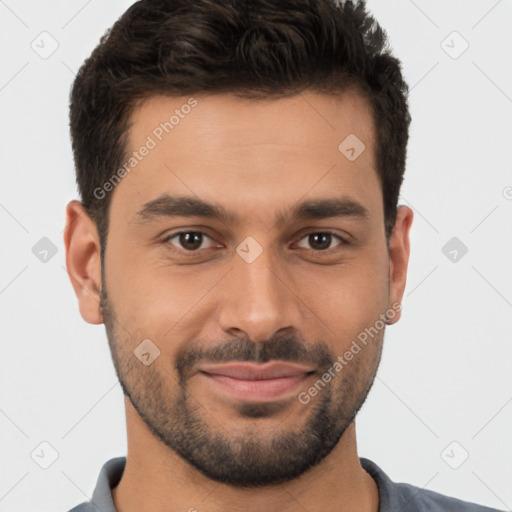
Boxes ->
[112,400,379,512]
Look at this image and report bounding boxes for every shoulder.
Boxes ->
[66,503,97,512]
[360,457,504,512]
[394,481,504,511]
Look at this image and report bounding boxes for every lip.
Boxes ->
[197,362,315,402]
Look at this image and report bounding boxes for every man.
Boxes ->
[63,0,503,510]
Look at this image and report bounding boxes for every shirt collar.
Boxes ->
[87,456,418,512]
[360,457,422,512]
[89,456,125,512]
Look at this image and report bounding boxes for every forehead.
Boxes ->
[110,90,381,227]
[129,89,375,154]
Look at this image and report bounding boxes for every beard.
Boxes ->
[99,282,383,488]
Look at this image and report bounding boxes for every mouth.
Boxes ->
[197,361,316,402]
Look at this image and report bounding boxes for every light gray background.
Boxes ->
[1,1,511,511]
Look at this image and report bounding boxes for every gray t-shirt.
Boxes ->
[67,456,503,512]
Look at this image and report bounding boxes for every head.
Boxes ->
[65,0,413,487]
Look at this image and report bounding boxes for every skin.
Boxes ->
[64,89,413,512]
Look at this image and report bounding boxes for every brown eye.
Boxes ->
[296,232,344,251]
[165,231,214,251]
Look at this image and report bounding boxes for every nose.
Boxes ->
[217,247,303,343]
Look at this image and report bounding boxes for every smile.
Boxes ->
[197,361,315,402]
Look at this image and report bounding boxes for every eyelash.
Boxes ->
[162,230,349,256]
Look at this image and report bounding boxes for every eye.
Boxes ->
[164,231,217,252]
[296,232,346,252]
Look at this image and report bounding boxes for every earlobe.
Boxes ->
[63,200,104,325]
[387,205,414,325]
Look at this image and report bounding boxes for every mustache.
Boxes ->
[174,335,334,383]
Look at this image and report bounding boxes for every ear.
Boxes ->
[387,205,413,325]
[63,200,104,325]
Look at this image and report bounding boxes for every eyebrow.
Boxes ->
[135,194,370,226]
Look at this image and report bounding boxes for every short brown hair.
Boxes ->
[69,0,411,251]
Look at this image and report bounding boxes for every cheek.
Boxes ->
[104,249,227,341]
[293,254,389,344]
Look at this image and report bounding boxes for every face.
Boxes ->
[68,89,412,487]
